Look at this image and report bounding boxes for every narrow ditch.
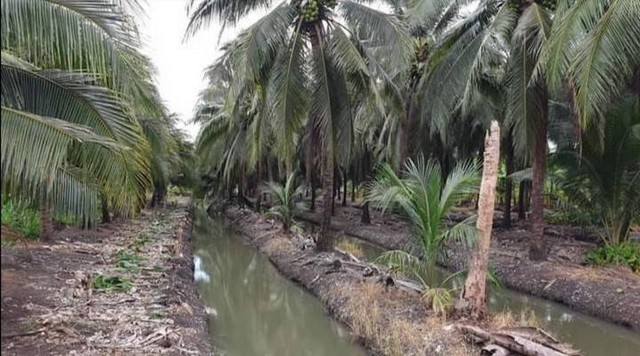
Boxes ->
[192,209,366,355]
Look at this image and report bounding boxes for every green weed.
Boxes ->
[128,233,152,252]
[586,243,640,272]
[92,274,133,292]
[147,311,166,319]
[1,199,39,238]
[114,249,145,274]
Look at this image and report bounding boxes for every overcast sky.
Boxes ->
[136,0,267,141]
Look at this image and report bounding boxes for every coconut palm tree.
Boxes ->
[187,0,411,250]
[553,95,640,246]
[366,156,479,314]
[413,0,553,260]
[1,0,164,238]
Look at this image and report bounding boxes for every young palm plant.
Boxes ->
[263,172,308,232]
[367,157,479,314]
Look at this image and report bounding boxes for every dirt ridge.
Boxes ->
[297,208,640,331]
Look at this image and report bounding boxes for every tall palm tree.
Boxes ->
[187,0,411,250]
[414,0,553,260]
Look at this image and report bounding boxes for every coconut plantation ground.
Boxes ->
[2,0,640,355]
[299,203,640,329]
[1,201,210,355]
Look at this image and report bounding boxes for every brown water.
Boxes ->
[192,210,365,356]
[337,236,640,356]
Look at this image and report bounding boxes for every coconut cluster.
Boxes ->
[298,0,338,23]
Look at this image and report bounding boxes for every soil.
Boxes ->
[297,203,640,331]
[216,204,574,356]
[1,203,211,355]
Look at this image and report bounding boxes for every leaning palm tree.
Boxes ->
[367,157,479,278]
[1,0,162,238]
[186,0,411,250]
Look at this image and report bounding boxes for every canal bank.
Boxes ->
[298,206,640,331]
[212,203,584,355]
[334,236,640,356]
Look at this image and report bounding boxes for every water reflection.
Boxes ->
[193,255,211,283]
[337,236,640,356]
[193,210,365,356]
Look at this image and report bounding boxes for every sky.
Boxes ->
[136,0,267,141]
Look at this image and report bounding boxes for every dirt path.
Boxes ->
[1,205,211,355]
[298,205,640,331]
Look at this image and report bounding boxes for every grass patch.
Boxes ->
[264,236,297,255]
[328,282,474,356]
[1,199,39,239]
[586,243,640,272]
[113,250,145,274]
[128,232,152,252]
[147,311,166,319]
[491,307,543,329]
[92,274,133,292]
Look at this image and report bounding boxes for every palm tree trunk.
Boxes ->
[351,168,356,203]
[151,185,164,208]
[400,83,418,166]
[518,181,527,219]
[39,204,53,242]
[335,169,340,200]
[457,121,500,319]
[361,148,371,224]
[342,168,347,207]
[318,147,335,251]
[503,135,514,228]
[310,179,316,212]
[101,195,111,224]
[529,94,549,261]
[332,169,337,215]
[255,161,263,212]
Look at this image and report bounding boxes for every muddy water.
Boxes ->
[337,236,640,356]
[192,211,365,356]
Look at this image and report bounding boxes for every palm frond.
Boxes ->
[185,0,272,37]
[1,64,151,215]
[375,249,428,280]
[339,0,412,71]
[266,21,308,164]
[1,0,156,105]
